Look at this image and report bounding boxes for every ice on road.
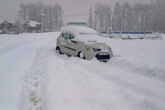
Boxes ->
[0,32,165,110]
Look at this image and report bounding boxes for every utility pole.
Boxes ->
[111,9,113,32]
[41,10,45,32]
[125,8,128,32]
[24,16,29,32]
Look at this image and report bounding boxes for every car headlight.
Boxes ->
[86,46,91,51]
[86,47,101,52]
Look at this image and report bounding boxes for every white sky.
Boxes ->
[0,0,149,22]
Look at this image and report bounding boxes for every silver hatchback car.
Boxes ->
[56,26,113,62]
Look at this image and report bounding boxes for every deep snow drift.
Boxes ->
[0,32,165,110]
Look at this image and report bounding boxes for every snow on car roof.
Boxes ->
[61,26,97,35]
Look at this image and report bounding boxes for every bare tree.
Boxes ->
[17,3,28,22]
[88,7,93,28]
[17,2,63,32]
[94,3,113,32]
[91,0,165,33]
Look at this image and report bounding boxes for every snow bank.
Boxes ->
[102,33,163,40]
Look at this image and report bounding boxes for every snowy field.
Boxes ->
[0,32,165,110]
[102,33,163,40]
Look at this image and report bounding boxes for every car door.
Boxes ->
[59,33,70,54]
[67,33,78,56]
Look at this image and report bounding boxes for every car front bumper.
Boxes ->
[95,54,110,60]
[85,51,113,61]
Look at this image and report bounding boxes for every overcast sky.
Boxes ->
[0,0,149,22]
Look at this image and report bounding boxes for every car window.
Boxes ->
[69,34,75,39]
[61,33,69,39]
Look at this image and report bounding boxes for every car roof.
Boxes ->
[61,26,97,36]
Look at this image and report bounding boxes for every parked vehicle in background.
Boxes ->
[56,26,113,62]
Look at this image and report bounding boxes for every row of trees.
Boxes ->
[89,0,165,33]
[16,1,165,33]
[18,2,63,31]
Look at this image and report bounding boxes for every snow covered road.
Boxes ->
[0,32,165,110]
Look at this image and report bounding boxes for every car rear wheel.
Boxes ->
[77,51,85,59]
[56,46,63,54]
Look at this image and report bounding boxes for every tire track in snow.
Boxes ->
[19,47,50,110]
[50,49,165,110]
[46,52,135,110]
[110,57,165,82]
[75,58,165,110]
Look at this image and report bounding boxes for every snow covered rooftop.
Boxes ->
[27,21,41,27]
[8,21,14,24]
[0,20,14,24]
[61,26,97,35]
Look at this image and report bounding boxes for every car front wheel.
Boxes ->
[56,46,63,54]
[77,51,85,59]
